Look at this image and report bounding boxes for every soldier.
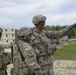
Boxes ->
[0,28,10,75]
[11,27,43,75]
[28,14,76,75]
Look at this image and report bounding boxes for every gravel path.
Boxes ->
[7,60,76,75]
[54,60,76,75]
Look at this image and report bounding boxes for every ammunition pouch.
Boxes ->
[39,55,54,66]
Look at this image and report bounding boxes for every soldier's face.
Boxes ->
[36,21,45,30]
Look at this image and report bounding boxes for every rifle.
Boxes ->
[11,44,13,63]
[15,41,25,61]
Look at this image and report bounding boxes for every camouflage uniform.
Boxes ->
[0,28,10,75]
[29,14,76,75]
[12,27,43,75]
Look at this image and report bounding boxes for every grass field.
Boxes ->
[54,40,76,60]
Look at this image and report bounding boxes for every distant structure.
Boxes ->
[0,28,15,47]
[59,35,68,43]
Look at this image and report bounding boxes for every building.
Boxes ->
[0,28,15,47]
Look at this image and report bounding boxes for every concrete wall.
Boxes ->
[0,28,15,46]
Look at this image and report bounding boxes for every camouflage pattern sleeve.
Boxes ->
[48,25,75,39]
[2,52,11,65]
[0,45,4,54]
[0,45,4,69]
[0,58,2,69]
[0,45,10,69]
[21,42,40,72]
[0,45,10,65]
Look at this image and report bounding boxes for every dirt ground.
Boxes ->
[7,60,76,75]
[54,60,76,75]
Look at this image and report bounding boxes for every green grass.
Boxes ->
[54,40,76,60]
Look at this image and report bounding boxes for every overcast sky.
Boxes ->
[0,0,76,29]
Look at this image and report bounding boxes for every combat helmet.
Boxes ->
[18,27,32,40]
[32,14,46,25]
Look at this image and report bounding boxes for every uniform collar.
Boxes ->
[33,28,44,34]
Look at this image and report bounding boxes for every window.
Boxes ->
[12,29,13,31]
[6,40,8,42]
[6,34,8,37]
[12,34,14,37]
[5,29,7,31]
[13,40,14,42]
